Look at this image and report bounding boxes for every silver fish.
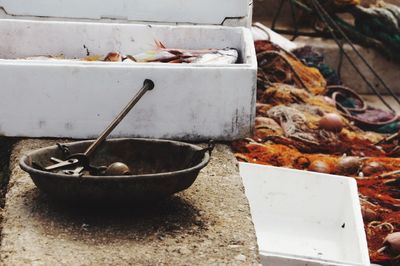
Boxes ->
[130,40,239,64]
[190,48,238,64]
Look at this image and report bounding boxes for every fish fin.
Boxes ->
[125,55,137,62]
[155,40,166,49]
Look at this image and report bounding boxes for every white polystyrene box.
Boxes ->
[0,0,256,140]
[239,163,370,266]
[0,0,252,26]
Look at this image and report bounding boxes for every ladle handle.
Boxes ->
[84,79,155,157]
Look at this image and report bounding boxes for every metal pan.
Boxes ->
[20,138,213,203]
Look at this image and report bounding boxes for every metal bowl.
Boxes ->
[20,138,212,203]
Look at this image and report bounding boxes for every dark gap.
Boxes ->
[0,137,17,245]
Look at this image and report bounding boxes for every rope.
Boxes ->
[310,0,397,112]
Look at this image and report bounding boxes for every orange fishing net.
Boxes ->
[234,40,400,265]
[256,41,327,95]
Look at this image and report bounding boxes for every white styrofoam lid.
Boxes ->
[0,0,250,25]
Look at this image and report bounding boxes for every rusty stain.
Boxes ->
[38,120,46,128]
[65,123,73,130]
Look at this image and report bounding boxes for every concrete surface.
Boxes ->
[0,139,259,265]
[253,0,400,25]
[363,95,400,114]
[295,37,400,95]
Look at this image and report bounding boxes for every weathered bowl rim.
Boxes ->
[19,138,211,181]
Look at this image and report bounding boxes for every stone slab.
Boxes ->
[253,0,400,27]
[363,95,400,114]
[252,0,400,96]
[0,139,259,265]
[294,36,400,95]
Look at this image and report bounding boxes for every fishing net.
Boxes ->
[270,0,400,63]
[352,2,400,62]
[255,40,327,95]
[233,39,400,265]
[292,46,342,85]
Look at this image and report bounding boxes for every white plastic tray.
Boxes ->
[239,163,370,266]
[0,0,256,140]
[0,20,256,140]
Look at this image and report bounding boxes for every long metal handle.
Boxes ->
[84,79,155,157]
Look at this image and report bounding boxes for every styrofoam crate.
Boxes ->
[0,20,256,140]
[0,0,256,140]
[239,163,370,266]
[0,0,251,26]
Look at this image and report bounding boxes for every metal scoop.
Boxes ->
[45,79,155,176]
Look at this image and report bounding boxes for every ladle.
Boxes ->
[45,79,155,176]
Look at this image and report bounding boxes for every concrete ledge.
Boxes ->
[294,36,400,95]
[1,140,259,265]
[252,1,400,95]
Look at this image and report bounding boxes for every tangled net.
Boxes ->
[233,40,400,265]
